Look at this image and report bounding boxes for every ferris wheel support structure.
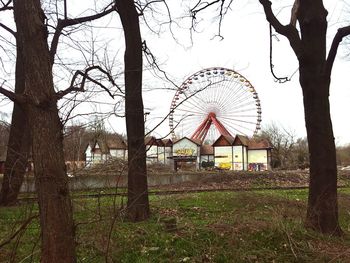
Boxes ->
[191,112,232,142]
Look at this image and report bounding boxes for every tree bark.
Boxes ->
[0,36,30,206]
[13,0,76,261]
[302,78,341,234]
[259,0,343,235]
[298,1,342,235]
[116,0,150,221]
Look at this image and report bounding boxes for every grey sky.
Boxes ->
[0,0,349,145]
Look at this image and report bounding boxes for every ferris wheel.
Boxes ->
[169,67,262,142]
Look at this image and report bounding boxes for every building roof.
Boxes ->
[155,138,164,146]
[162,138,173,147]
[105,134,127,149]
[94,135,127,153]
[145,137,174,147]
[212,135,235,146]
[145,136,158,146]
[173,136,202,146]
[200,145,214,155]
[233,135,250,146]
[248,139,273,150]
[212,134,271,150]
[84,133,127,156]
[93,139,109,154]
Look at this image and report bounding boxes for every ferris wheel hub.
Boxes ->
[208,112,216,118]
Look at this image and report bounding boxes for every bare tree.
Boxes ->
[259,0,350,235]
[259,122,296,169]
[8,0,77,261]
[0,18,30,206]
[259,123,309,169]
[0,0,119,261]
[63,124,88,171]
[294,137,309,169]
[116,0,150,221]
[336,144,350,167]
[0,0,119,206]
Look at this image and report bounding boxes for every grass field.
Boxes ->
[1,188,350,262]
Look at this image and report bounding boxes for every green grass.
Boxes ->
[1,189,350,262]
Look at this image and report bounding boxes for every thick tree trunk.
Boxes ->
[302,79,341,235]
[13,0,76,261]
[0,40,30,206]
[298,1,342,235]
[260,0,343,235]
[117,0,150,221]
[28,105,76,262]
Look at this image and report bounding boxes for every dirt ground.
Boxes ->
[72,159,350,192]
[150,170,350,192]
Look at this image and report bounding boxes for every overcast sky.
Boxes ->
[135,0,350,145]
[1,0,350,145]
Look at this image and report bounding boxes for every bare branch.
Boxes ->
[50,3,116,64]
[325,26,350,77]
[142,40,179,88]
[259,0,301,56]
[63,0,67,19]
[0,0,12,11]
[0,82,24,103]
[190,0,221,15]
[137,0,164,15]
[56,65,120,100]
[0,22,16,37]
[190,0,233,39]
[0,215,38,249]
[269,24,290,83]
[0,1,15,37]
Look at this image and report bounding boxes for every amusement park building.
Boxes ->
[84,135,173,166]
[213,135,272,171]
[82,134,272,171]
[172,137,201,170]
[171,135,272,171]
[145,136,173,165]
[85,134,127,166]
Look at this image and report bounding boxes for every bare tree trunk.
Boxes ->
[13,0,76,261]
[302,80,341,234]
[260,0,344,235]
[0,39,30,206]
[298,1,342,235]
[116,0,150,221]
